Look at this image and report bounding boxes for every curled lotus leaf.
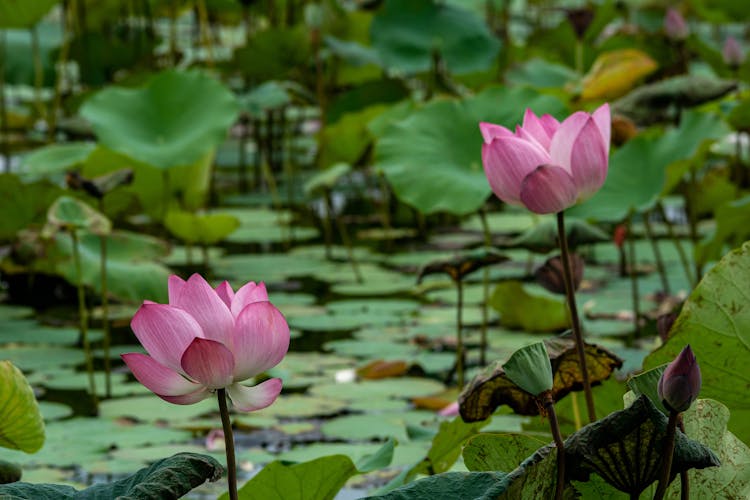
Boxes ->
[45,195,111,236]
[565,395,720,497]
[459,336,622,421]
[417,247,508,283]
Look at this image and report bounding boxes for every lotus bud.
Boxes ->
[664,8,689,41]
[657,345,701,413]
[535,253,584,294]
[723,36,744,70]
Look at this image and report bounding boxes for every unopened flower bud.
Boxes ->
[723,36,744,70]
[657,345,701,413]
[535,253,584,294]
[664,8,689,41]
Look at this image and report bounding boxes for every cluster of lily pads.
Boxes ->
[1,1,750,499]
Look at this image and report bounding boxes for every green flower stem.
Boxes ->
[99,227,112,398]
[654,203,694,287]
[643,213,670,295]
[543,392,565,500]
[654,410,679,500]
[0,31,9,172]
[217,389,238,500]
[556,211,596,422]
[324,189,362,283]
[71,230,98,410]
[455,278,465,388]
[478,208,492,366]
[626,216,641,337]
[678,415,689,500]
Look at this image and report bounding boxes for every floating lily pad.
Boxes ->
[311,378,445,402]
[489,281,569,332]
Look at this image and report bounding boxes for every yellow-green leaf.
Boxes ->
[581,49,657,101]
[0,361,45,453]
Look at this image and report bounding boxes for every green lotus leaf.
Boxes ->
[0,0,58,28]
[645,241,750,444]
[80,69,239,169]
[370,0,500,75]
[164,210,240,245]
[0,361,45,453]
[45,196,111,236]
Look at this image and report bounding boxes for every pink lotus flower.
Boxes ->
[480,103,610,214]
[664,8,689,41]
[122,274,290,411]
[723,36,744,69]
[657,345,701,413]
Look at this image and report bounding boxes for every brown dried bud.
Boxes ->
[565,7,595,40]
[656,312,678,342]
[535,253,585,295]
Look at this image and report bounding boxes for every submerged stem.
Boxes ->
[71,230,98,410]
[455,278,465,388]
[654,410,679,500]
[556,212,596,422]
[478,208,492,366]
[217,389,238,500]
[99,222,111,398]
[643,213,670,295]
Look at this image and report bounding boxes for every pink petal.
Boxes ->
[131,303,203,373]
[231,282,269,318]
[439,401,459,417]
[227,378,283,412]
[160,387,212,405]
[521,109,556,151]
[168,275,186,304]
[479,122,513,144]
[215,281,235,309]
[122,352,202,396]
[519,165,578,214]
[592,103,611,156]
[549,111,591,171]
[171,274,234,344]
[180,338,235,390]
[540,114,561,138]
[568,117,609,200]
[232,302,290,381]
[482,136,551,206]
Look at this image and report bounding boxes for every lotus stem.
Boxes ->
[478,209,492,366]
[678,416,689,500]
[0,30,9,172]
[378,173,393,250]
[71,230,98,410]
[455,277,465,388]
[48,1,70,142]
[654,203,694,287]
[626,215,641,337]
[325,189,362,283]
[544,392,565,500]
[556,211,596,422]
[643,213,670,295]
[654,410,679,500]
[31,26,44,120]
[575,39,584,75]
[195,0,214,66]
[98,223,112,398]
[217,389,238,500]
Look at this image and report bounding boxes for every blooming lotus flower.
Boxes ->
[664,8,689,41]
[723,36,744,69]
[657,345,701,413]
[480,103,610,214]
[122,274,289,411]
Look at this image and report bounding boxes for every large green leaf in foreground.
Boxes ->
[645,241,750,444]
[373,87,566,216]
[0,361,45,453]
[0,452,222,498]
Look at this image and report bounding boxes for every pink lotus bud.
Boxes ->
[480,104,610,214]
[664,8,689,41]
[723,36,744,69]
[657,345,701,413]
